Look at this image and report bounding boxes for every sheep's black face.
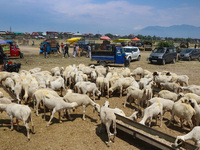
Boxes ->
[191,102,195,108]
[176,139,183,146]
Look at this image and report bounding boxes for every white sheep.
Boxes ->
[160,82,181,93]
[131,67,144,79]
[186,99,200,126]
[32,88,60,116]
[139,102,163,127]
[138,77,152,89]
[167,98,195,129]
[0,97,12,104]
[176,75,189,86]
[42,93,78,126]
[63,93,101,120]
[181,85,200,96]
[124,86,148,111]
[148,97,174,115]
[14,80,22,104]
[29,67,41,74]
[91,70,97,82]
[0,72,11,84]
[174,126,200,148]
[99,101,117,146]
[158,90,178,101]
[109,77,135,98]
[79,81,101,101]
[49,76,66,96]
[5,77,15,92]
[0,103,35,141]
[178,93,200,104]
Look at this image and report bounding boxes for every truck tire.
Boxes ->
[137,56,141,61]
[124,60,130,67]
[20,53,24,59]
[99,61,107,67]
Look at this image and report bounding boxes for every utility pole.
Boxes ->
[10,26,11,32]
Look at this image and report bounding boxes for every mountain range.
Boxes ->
[135,25,200,39]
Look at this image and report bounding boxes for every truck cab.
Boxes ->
[91,44,129,67]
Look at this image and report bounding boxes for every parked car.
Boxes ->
[149,47,177,65]
[178,48,200,61]
[122,46,141,62]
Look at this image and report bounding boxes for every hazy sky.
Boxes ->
[1,0,200,35]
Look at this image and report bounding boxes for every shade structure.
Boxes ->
[66,37,82,43]
[131,37,140,41]
[100,36,111,40]
[0,39,7,45]
[113,39,131,43]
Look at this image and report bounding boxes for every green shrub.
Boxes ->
[157,41,174,48]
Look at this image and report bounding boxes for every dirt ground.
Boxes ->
[0,45,200,150]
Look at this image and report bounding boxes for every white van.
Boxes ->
[122,46,141,61]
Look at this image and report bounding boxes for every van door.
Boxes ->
[115,47,125,64]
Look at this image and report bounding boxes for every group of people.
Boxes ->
[43,42,92,59]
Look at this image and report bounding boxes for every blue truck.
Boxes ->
[40,39,58,54]
[91,44,130,67]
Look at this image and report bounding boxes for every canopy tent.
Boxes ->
[113,39,131,43]
[0,39,7,45]
[131,37,140,41]
[66,37,82,43]
[100,36,111,40]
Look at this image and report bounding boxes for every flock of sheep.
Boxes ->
[0,64,200,148]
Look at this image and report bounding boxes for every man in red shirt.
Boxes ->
[61,43,64,54]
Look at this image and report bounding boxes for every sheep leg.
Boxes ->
[66,109,72,120]
[16,119,20,130]
[58,111,62,123]
[105,122,112,146]
[47,109,56,127]
[35,101,40,116]
[167,112,174,126]
[43,105,46,120]
[10,116,14,131]
[149,117,152,127]
[120,86,122,97]
[82,105,86,120]
[93,91,95,101]
[24,121,30,141]
[124,94,130,107]
[30,114,35,134]
[112,121,117,143]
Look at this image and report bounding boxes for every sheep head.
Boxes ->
[174,136,185,147]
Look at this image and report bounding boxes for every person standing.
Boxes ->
[44,44,47,58]
[56,43,60,53]
[63,44,70,58]
[61,43,64,53]
[73,43,76,57]
[87,44,91,58]
[78,46,82,57]
[75,44,79,56]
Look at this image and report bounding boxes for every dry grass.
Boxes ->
[0,46,200,150]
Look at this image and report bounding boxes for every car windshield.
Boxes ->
[153,48,165,53]
[182,49,193,53]
[123,48,138,52]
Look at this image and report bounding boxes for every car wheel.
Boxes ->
[198,56,200,62]
[137,56,141,61]
[188,56,191,61]
[172,58,176,64]
[99,61,106,67]
[128,57,131,62]
[124,60,130,67]
[162,59,165,65]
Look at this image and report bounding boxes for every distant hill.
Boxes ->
[135,25,200,38]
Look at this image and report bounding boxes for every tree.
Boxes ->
[157,41,174,48]
[105,33,113,38]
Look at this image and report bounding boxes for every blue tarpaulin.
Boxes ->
[5,40,13,44]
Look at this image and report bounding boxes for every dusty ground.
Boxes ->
[0,45,200,150]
